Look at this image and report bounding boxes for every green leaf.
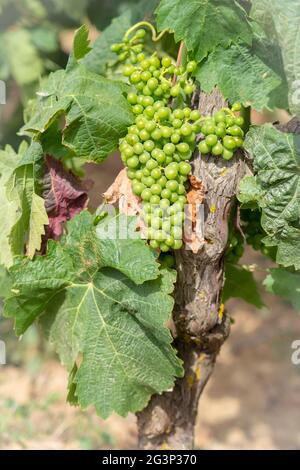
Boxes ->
[72,25,91,61]
[156,0,252,62]
[96,213,159,285]
[30,27,59,54]
[82,0,158,75]
[0,144,25,268]
[264,268,300,313]
[5,211,182,417]
[3,29,43,85]
[0,265,12,300]
[21,66,134,162]
[223,264,264,308]
[7,142,48,259]
[239,125,300,269]
[196,41,282,110]
[251,0,300,117]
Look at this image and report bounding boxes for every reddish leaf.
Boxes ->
[43,155,89,241]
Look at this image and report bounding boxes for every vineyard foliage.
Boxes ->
[0,0,299,418]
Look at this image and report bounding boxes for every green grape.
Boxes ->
[157,176,167,187]
[127,92,137,104]
[173,240,183,250]
[141,188,152,201]
[170,193,179,203]
[228,125,244,137]
[122,146,134,158]
[151,168,162,180]
[151,217,162,229]
[173,109,185,120]
[142,95,154,107]
[166,180,179,192]
[233,136,244,147]
[184,84,195,95]
[211,143,223,156]
[143,86,151,96]
[161,126,172,138]
[179,162,191,175]
[172,119,183,129]
[140,59,150,70]
[151,183,162,195]
[147,77,159,90]
[162,56,172,67]
[178,195,187,206]
[190,110,201,121]
[222,148,234,160]
[231,102,241,112]
[139,152,151,164]
[160,198,170,209]
[126,134,139,145]
[133,142,144,155]
[142,168,150,177]
[198,141,210,154]
[132,104,144,115]
[160,243,170,253]
[151,128,162,140]
[225,116,235,127]
[150,195,161,205]
[186,61,197,73]
[127,169,136,179]
[127,156,140,168]
[144,140,155,152]
[165,165,178,180]
[149,239,159,249]
[223,136,236,150]
[139,129,150,141]
[132,182,145,196]
[180,123,193,136]
[145,120,156,132]
[216,125,226,138]
[235,116,244,127]
[164,143,176,155]
[214,111,226,123]
[135,170,143,180]
[170,84,181,97]
[141,71,151,82]
[146,159,158,171]
[161,188,171,199]
[171,132,181,144]
[144,106,155,118]
[205,134,218,147]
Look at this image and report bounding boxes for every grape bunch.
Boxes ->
[112,28,201,251]
[198,103,245,161]
[241,209,277,260]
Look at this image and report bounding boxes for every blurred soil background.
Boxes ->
[0,0,300,451]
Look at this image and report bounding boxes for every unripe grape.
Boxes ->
[132,104,143,115]
[171,132,181,144]
[141,71,151,82]
[160,243,170,253]
[151,168,162,180]
[164,143,176,155]
[173,239,183,249]
[150,194,161,205]
[151,128,162,140]
[157,176,167,187]
[187,61,197,73]
[179,162,191,176]
[137,53,145,62]
[123,64,135,77]
[170,84,181,97]
[135,29,146,39]
[132,182,145,196]
[147,77,159,90]
[190,110,201,121]
[151,183,162,195]
[144,106,155,118]
[162,56,172,67]
[133,142,144,154]
[140,59,150,70]
[127,156,140,168]
[211,142,223,155]
[222,148,234,160]
[139,129,150,141]
[166,179,179,191]
[232,102,241,112]
[141,189,152,201]
[144,140,155,152]
[223,136,236,150]
[146,158,158,170]
[161,188,171,199]
[149,56,160,68]
[173,109,185,120]
[139,152,151,164]
[150,240,160,249]
[172,119,182,129]
[160,198,170,209]
[235,116,244,127]
[205,134,218,147]
[154,86,163,97]
[145,120,156,132]
[184,84,195,95]
[161,126,172,138]
[198,141,210,154]
[165,165,178,180]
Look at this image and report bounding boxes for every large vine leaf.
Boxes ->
[7,142,48,259]
[251,0,300,118]
[238,125,300,270]
[4,211,182,417]
[20,65,133,162]
[223,264,264,308]
[264,268,300,314]
[195,40,283,110]
[156,0,252,62]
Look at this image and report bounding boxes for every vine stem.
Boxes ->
[124,21,167,42]
[172,42,185,85]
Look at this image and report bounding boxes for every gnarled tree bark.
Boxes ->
[137,88,248,450]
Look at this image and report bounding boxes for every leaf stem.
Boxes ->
[172,42,185,85]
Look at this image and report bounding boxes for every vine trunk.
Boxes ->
[137,88,248,450]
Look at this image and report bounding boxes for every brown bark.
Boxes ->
[137,88,248,450]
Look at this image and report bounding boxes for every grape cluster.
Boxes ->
[112,28,200,251]
[198,103,244,161]
[241,209,277,260]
